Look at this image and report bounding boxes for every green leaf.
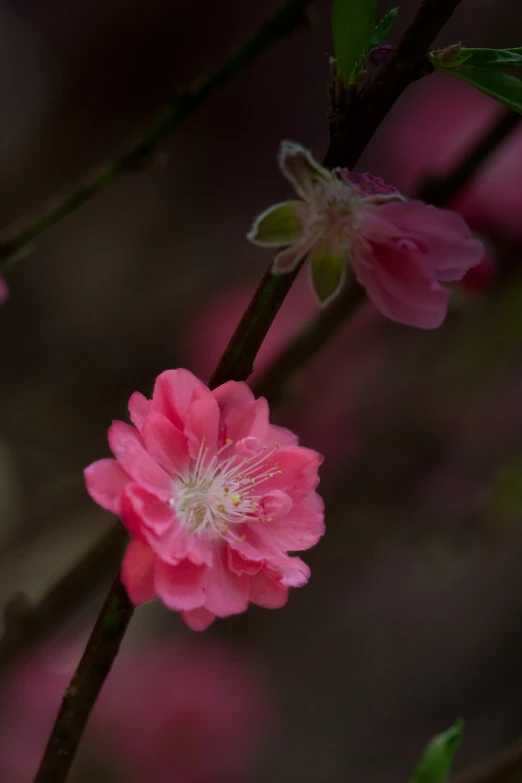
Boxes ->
[454,47,522,70]
[369,7,399,50]
[409,721,464,783]
[309,240,346,306]
[332,0,379,85]
[248,201,304,247]
[444,66,522,115]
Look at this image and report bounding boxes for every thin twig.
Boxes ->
[451,736,522,783]
[0,0,314,272]
[31,2,471,779]
[324,0,466,169]
[419,108,521,206]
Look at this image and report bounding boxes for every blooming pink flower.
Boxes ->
[374,75,522,241]
[0,637,274,783]
[85,368,324,630]
[248,142,484,329]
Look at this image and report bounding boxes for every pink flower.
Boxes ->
[0,637,274,782]
[374,76,522,240]
[248,142,484,329]
[0,277,8,306]
[85,368,325,630]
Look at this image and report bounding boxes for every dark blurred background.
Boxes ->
[1,1,522,781]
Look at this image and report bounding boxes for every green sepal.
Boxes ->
[248,201,303,247]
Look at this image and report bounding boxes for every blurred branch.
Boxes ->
[325,0,465,169]
[419,108,522,206]
[451,736,522,783]
[0,0,315,272]
[0,524,125,672]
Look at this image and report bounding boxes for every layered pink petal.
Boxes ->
[353,242,449,329]
[109,421,173,499]
[122,484,176,538]
[185,389,220,457]
[250,572,288,609]
[223,398,269,445]
[180,606,216,631]
[84,458,130,514]
[154,559,207,611]
[377,201,484,281]
[152,369,206,429]
[261,446,323,497]
[128,392,151,431]
[205,546,250,617]
[121,540,157,606]
[268,501,325,551]
[266,424,299,448]
[141,412,189,476]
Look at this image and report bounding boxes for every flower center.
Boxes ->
[311,181,362,243]
[173,439,282,535]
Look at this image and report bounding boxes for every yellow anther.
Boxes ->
[224,487,229,494]
[275,443,281,448]
[226,438,232,445]
[231,493,242,506]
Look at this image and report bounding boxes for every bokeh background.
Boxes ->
[1,0,522,780]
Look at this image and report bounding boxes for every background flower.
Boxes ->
[0,635,275,783]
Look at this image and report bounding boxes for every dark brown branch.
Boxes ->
[33,577,134,783]
[324,0,466,169]
[451,736,522,783]
[419,108,521,206]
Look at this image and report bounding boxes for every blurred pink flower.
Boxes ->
[376,75,522,240]
[0,637,274,783]
[85,368,325,630]
[0,277,8,305]
[249,142,484,328]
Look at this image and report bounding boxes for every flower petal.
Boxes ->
[377,201,484,280]
[309,239,347,306]
[225,398,269,444]
[151,369,206,429]
[185,388,220,458]
[121,540,157,606]
[250,572,288,609]
[154,558,208,611]
[122,483,176,538]
[108,421,173,499]
[353,242,450,329]
[141,412,189,476]
[84,458,130,514]
[248,201,305,246]
[180,606,216,631]
[128,392,151,432]
[204,545,250,617]
[279,141,332,199]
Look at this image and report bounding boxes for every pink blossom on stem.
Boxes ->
[0,637,274,782]
[248,142,484,329]
[85,368,325,630]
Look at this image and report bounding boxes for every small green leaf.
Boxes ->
[309,241,346,306]
[409,721,464,783]
[248,201,304,247]
[369,7,399,50]
[453,47,522,70]
[444,66,522,114]
[332,0,379,85]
